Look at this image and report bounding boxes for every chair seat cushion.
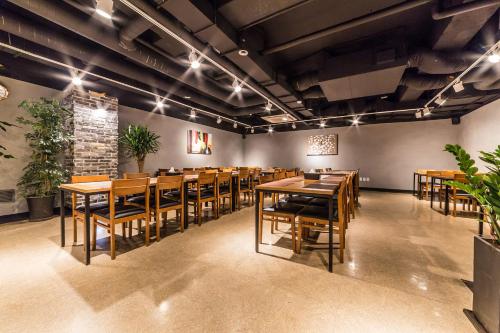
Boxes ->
[308,197,337,207]
[298,206,338,220]
[152,197,182,209]
[188,190,215,199]
[263,202,303,215]
[286,195,314,205]
[76,202,109,213]
[94,204,145,219]
[126,194,154,204]
[219,185,231,195]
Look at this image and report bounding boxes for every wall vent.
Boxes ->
[0,189,15,203]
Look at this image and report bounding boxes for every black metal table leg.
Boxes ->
[183,181,189,230]
[430,177,435,208]
[444,184,450,216]
[60,189,65,247]
[231,176,238,212]
[412,172,416,196]
[84,194,91,265]
[328,197,333,273]
[255,189,260,253]
[479,206,484,235]
[417,174,422,199]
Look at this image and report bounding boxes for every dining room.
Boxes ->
[0,1,499,332]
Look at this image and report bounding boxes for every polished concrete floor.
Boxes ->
[0,192,480,332]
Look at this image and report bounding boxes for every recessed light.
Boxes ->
[487,53,500,63]
[72,76,82,86]
[184,96,191,99]
[238,49,249,56]
[296,100,302,104]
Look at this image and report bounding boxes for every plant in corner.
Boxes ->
[17,98,72,221]
[444,144,499,333]
[119,124,160,172]
[0,120,15,159]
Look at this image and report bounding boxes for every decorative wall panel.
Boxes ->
[307,134,338,155]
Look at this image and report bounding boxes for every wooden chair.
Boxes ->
[188,172,217,226]
[71,175,110,244]
[285,170,296,178]
[418,170,442,199]
[237,168,253,209]
[325,168,333,172]
[152,175,184,240]
[216,172,232,215]
[124,172,150,179]
[449,173,474,216]
[296,180,347,262]
[92,178,150,259]
[314,168,324,173]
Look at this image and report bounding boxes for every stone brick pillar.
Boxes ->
[64,89,119,180]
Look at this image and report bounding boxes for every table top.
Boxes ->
[256,175,344,196]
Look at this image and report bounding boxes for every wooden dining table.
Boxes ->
[59,171,242,265]
[254,175,345,272]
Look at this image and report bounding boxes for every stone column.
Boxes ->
[64,89,119,179]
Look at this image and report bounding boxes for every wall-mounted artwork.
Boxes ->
[187,129,213,155]
[307,134,338,156]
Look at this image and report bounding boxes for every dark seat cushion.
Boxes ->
[75,202,109,213]
[219,185,231,195]
[308,197,338,207]
[152,197,182,209]
[188,189,215,199]
[286,195,314,205]
[94,204,145,219]
[263,202,303,215]
[297,206,338,220]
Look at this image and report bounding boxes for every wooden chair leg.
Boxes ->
[270,216,275,234]
[122,223,126,239]
[296,221,302,254]
[156,210,161,242]
[258,208,263,244]
[453,201,457,217]
[290,217,296,253]
[198,202,202,226]
[145,215,150,246]
[110,222,116,260]
[128,221,132,238]
[137,219,142,235]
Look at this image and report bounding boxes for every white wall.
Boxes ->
[243,119,461,190]
[118,106,244,175]
[459,99,500,171]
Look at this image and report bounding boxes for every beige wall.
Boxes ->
[118,106,244,175]
[459,99,500,171]
[243,119,461,190]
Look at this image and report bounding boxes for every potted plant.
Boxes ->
[444,144,499,333]
[119,124,160,172]
[0,120,15,159]
[17,98,72,221]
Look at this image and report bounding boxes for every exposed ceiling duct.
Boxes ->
[407,50,469,74]
[431,0,500,20]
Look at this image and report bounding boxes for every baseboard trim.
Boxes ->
[360,187,413,194]
[0,207,67,224]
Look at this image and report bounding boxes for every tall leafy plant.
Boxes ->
[0,120,15,159]
[17,98,72,197]
[119,124,160,172]
[444,144,500,244]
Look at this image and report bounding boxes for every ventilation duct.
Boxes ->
[291,72,319,92]
[400,73,452,90]
[407,51,469,74]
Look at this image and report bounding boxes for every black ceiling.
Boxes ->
[0,0,498,134]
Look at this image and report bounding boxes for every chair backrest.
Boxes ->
[183,169,198,176]
[156,175,183,192]
[205,169,218,174]
[198,172,216,186]
[183,168,194,171]
[72,175,110,183]
[124,172,149,179]
[253,168,261,178]
[259,174,274,184]
[285,170,295,178]
[277,171,286,180]
[239,168,250,178]
[110,178,150,214]
[217,172,232,192]
[426,170,442,177]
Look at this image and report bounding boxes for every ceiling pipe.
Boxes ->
[6,0,263,109]
[117,0,304,120]
[0,7,243,117]
[262,0,431,55]
[432,0,500,20]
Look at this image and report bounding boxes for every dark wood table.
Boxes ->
[254,175,343,272]
[429,174,453,215]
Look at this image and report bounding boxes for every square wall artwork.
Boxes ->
[307,134,338,156]
[187,129,213,155]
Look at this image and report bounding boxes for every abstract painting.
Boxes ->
[307,134,338,155]
[187,129,213,155]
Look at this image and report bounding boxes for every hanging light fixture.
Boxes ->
[156,101,164,108]
[250,127,255,133]
[190,109,196,118]
[189,50,201,69]
[415,110,423,119]
[233,122,238,128]
[435,95,446,106]
[291,123,296,129]
[319,119,326,127]
[352,118,359,125]
[265,100,272,111]
[232,78,242,93]
[72,76,82,86]
[487,52,500,63]
[452,80,464,93]
[216,116,222,124]
[268,126,273,133]
[422,107,431,116]
[296,100,302,105]
[95,0,113,19]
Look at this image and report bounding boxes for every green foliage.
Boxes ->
[444,144,500,244]
[0,120,15,159]
[17,98,72,197]
[119,124,160,162]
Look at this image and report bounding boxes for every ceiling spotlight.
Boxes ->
[435,95,446,106]
[190,109,196,118]
[156,101,164,108]
[291,123,297,129]
[216,117,222,124]
[238,49,249,56]
[233,122,238,128]
[232,78,242,93]
[352,118,359,125]
[319,119,326,127]
[184,96,191,99]
[189,50,201,69]
[487,52,500,63]
[72,76,82,86]
[415,110,423,119]
[453,80,464,93]
[296,100,303,104]
[95,0,113,19]
[265,101,272,111]
[250,127,255,133]
[423,107,431,116]
[268,126,273,133]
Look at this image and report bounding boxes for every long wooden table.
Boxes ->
[254,175,344,272]
[59,172,241,265]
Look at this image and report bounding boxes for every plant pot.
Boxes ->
[26,195,55,221]
[137,158,145,173]
[473,235,500,333]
